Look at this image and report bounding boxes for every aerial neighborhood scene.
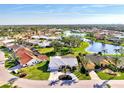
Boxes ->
[1,4,124,88]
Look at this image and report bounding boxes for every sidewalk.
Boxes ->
[89,70,101,80]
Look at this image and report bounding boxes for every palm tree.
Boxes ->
[102,49,108,57]
[113,57,120,65]
[119,47,124,56]
[114,49,120,58]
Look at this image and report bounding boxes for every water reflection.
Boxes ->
[86,40,121,54]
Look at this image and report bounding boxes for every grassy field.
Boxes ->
[72,42,90,56]
[73,71,90,80]
[19,61,50,80]
[37,47,54,54]
[97,71,124,80]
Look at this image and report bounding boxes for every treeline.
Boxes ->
[1,24,124,32]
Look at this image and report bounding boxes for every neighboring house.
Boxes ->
[0,51,5,62]
[32,35,61,40]
[26,39,40,45]
[7,44,21,52]
[2,39,15,47]
[48,56,78,71]
[108,37,120,42]
[38,40,51,47]
[85,54,112,67]
[64,30,86,37]
[15,47,40,67]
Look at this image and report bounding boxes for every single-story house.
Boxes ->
[48,56,78,71]
[15,47,40,67]
[2,39,15,47]
[85,54,112,67]
[38,40,51,47]
[7,44,21,52]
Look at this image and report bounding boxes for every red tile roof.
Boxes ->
[15,47,34,65]
[37,55,48,61]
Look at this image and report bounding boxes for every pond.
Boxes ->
[86,41,122,54]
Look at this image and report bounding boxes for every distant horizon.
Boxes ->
[0,23,124,26]
[1,4,124,25]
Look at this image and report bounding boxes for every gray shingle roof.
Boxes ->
[48,56,78,71]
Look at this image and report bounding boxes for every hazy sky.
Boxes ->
[0,4,124,25]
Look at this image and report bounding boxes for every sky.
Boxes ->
[0,4,124,25]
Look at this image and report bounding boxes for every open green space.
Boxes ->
[37,47,54,54]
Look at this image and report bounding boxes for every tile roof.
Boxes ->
[49,56,78,70]
[15,47,34,65]
[37,55,48,61]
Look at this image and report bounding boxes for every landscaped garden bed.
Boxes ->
[73,71,90,80]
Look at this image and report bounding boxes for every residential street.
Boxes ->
[1,61,124,88]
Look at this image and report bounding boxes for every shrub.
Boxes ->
[19,73,27,78]
[106,84,111,88]
[80,66,86,74]
[107,64,118,72]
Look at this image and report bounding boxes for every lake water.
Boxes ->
[86,41,122,54]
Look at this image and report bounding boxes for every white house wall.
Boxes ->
[22,59,39,67]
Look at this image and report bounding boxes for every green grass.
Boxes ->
[19,61,50,80]
[104,54,123,57]
[121,43,124,47]
[37,47,54,54]
[0,84,12,88]
[73,71,90,80]
[0,46,11,58]
[97,71,124,80]
[5,60,17,69]
[72,42,90,56]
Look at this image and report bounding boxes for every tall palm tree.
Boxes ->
[114,49,120,58]
[102,49,108,57]
[112,57,122,68]
[119,47,124,56]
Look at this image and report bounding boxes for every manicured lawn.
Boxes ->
[97,71,124,80]
[37,47,54,54]
[73,71,90,80]
[72,42,90,56]
[19,61,50,80]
